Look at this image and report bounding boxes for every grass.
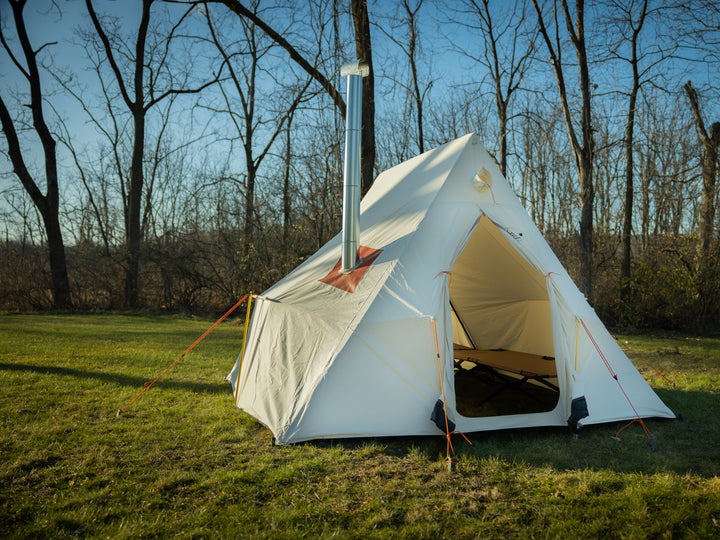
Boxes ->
[0,313,718,539]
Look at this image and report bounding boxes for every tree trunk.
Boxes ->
[620,95,635,299]
[283,114,293,246]
[575,0,594,299]
[351,0,376,195]
[683,81,719,326]
[696,123,719,268]
[698,135,718,262]
[244,162,256,241]
[640,151,651,252]
[403,0,425,154]
[43,209,71,309]
[87,0,151,309]
[683,81,719,271]
[0,0,71,309]
[532,0,595,298]
[124,111,146,308]
[620,0,648,303]
[497,98,508,176]
[578,163,594,296]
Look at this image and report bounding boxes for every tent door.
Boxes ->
[448,215,560,418]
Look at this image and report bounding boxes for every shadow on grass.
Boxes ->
[304,388,718,478]
[0,362,228,395]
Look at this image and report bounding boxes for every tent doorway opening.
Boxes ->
[449,216,560,417]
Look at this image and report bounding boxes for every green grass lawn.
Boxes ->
[1,313,718,539]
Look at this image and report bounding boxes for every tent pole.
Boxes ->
[575,318,580,371]
[234,293,254,406]
[450,299,476,350]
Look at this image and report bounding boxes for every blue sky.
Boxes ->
[2,0,717,160]
[1,0,718,241]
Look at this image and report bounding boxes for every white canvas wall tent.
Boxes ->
[227,133,675,445]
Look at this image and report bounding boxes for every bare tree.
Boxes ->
[0,0,71,308]
[636,92,696,249]
[376,0,432,155]
[84,0,218,308]
[603,0,674,301]
[203,3,312,241]
[404,0,426,154]
[517,102,573,235]
[531,0,595,297]
[616,0,648,299]
[210,0,377,194]
[451,0,537,176]
[683,81,719,294]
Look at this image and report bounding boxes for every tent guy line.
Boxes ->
[116,293,250,416]
[432,315,473,469]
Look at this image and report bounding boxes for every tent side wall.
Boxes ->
[571,312,676,424]
[229,297,346,440]
[230,135,478,444]
[421,135,674,430]
[279,317,443,443]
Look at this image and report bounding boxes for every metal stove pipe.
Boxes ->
[340,59,369,274]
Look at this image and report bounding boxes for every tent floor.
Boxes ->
[454,365,559,418]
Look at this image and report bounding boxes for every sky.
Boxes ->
[2,0,717,158]
[1,0,718,241]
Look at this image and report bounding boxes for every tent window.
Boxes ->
[450,216,559,417]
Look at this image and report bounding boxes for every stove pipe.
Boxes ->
[340,59,369,273]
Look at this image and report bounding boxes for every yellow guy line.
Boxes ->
[575,317,580,371]
[234,293,254,406]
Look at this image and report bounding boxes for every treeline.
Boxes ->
[0,0,718,332]
[2,226,716,332]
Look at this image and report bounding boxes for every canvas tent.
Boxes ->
[228,133,674,445]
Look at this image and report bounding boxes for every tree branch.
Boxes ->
[531,0,581,156]
[208,0,346,117]
[683,80,710,146]
[0,94,46,210]
[0,8,30,80]
[85,0,135,109]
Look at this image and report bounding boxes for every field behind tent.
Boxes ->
[1,313,718,539]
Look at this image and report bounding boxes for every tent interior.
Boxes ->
[449,215,560,417]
